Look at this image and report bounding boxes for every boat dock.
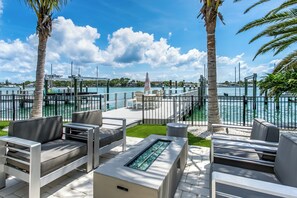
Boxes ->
[102,94,203,128]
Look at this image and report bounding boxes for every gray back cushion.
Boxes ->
[72,110,102,127]
[274,133,297,187]
[250,118,279,142]
[8,116,63,144]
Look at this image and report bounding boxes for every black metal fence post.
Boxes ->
[74,78,78,111]
[55,94,58,116]
[142,95,145,124]
[191,95,194,126]
[243,95,246,126]
[12,94,16,121]
[253,74,257,118]
[124,93,127,107]
[99,94,102,110]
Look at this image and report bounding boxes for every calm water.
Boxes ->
[0,86,260,96]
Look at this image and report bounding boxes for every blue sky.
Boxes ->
[0,0,287,83]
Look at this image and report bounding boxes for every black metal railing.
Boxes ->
[0,92,134,121]
[142,95,297,130]
[1,92,297,130]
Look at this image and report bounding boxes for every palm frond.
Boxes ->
[249,18,297,43]
[244,0,270,14]
[238,9,297,33]
[24,0,68,36]
[23,0,39,16]
[198,0,224,25]
[267,24,297,37]
[266,0,297,16]
[273,51,297,73]
[254,34,297,59]
[218,12,225,25]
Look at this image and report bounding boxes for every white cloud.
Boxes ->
[0,39,36,74]
[269,59,281,65]
[48,17,102,64]
[103,27,207,69]
[0,17,278,83]
[0,17,103,81]
[217,53,246,66]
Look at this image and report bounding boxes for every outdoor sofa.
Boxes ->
[66,110,126,168]
[211,118,280,172]
[210,132,297,198]
[0,116,95,198]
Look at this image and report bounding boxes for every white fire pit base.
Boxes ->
[94,135,188,198]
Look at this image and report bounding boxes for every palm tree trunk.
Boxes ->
[31,33,48,118]
[207,23,221,131]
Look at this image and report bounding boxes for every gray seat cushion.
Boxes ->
[8,116,63,144]
[212,163,281,198]
[99,128,123,147]
[72,110,103,127]
[274,132,297,187]
[7,139,87,176]
[67,128,123,148]
[214,145,274,173]
[250,118,279,142]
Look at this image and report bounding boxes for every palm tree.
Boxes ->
[198,0,224,131]
[258,69,297,100]
[24,0,68,118]
[235,0,297,73]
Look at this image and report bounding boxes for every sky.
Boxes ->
[0,0,288,83]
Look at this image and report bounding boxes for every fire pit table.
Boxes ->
[94,134,188,198]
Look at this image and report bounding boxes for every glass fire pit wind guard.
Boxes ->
[126,139,171,171]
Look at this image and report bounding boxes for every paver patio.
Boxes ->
[0,137,210,198]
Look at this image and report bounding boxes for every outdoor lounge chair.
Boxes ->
[212,118,279,142]
[210,132,297,198]
[0,116,95,198]
[67,110,126,168]
[211,119,280,172]
[134,91,144,109]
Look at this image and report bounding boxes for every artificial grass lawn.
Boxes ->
[127,124,211,147]
[0,122,211,147]
[0,121,9,136]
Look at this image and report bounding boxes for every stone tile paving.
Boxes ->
[0,137,210,198]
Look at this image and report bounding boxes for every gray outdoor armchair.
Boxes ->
[0,116,95,198]
[211,118,280,172]
[212,118,280,143]
[211,132,297,198]
[67,110,126,168]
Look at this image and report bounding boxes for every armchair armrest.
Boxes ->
[0,136,40,148]
[212,124,252,130]
[214,153,275,167]
[212,139,278,153]
[63,123,95,131]
[212,124,252,135]
[211,139,277,165]
[103,117,126,121]
[63,123,94,142]
[102,117,126,152]
[63,123,93,171]
[212,135,279,147]
[212,171,297,198]
[0,136,41,180]
[102,117,126,130]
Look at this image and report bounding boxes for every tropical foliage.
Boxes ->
[235,0,297,73]
[198,0,224,130]
[258,70,297,99]
[23,0,68,118]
